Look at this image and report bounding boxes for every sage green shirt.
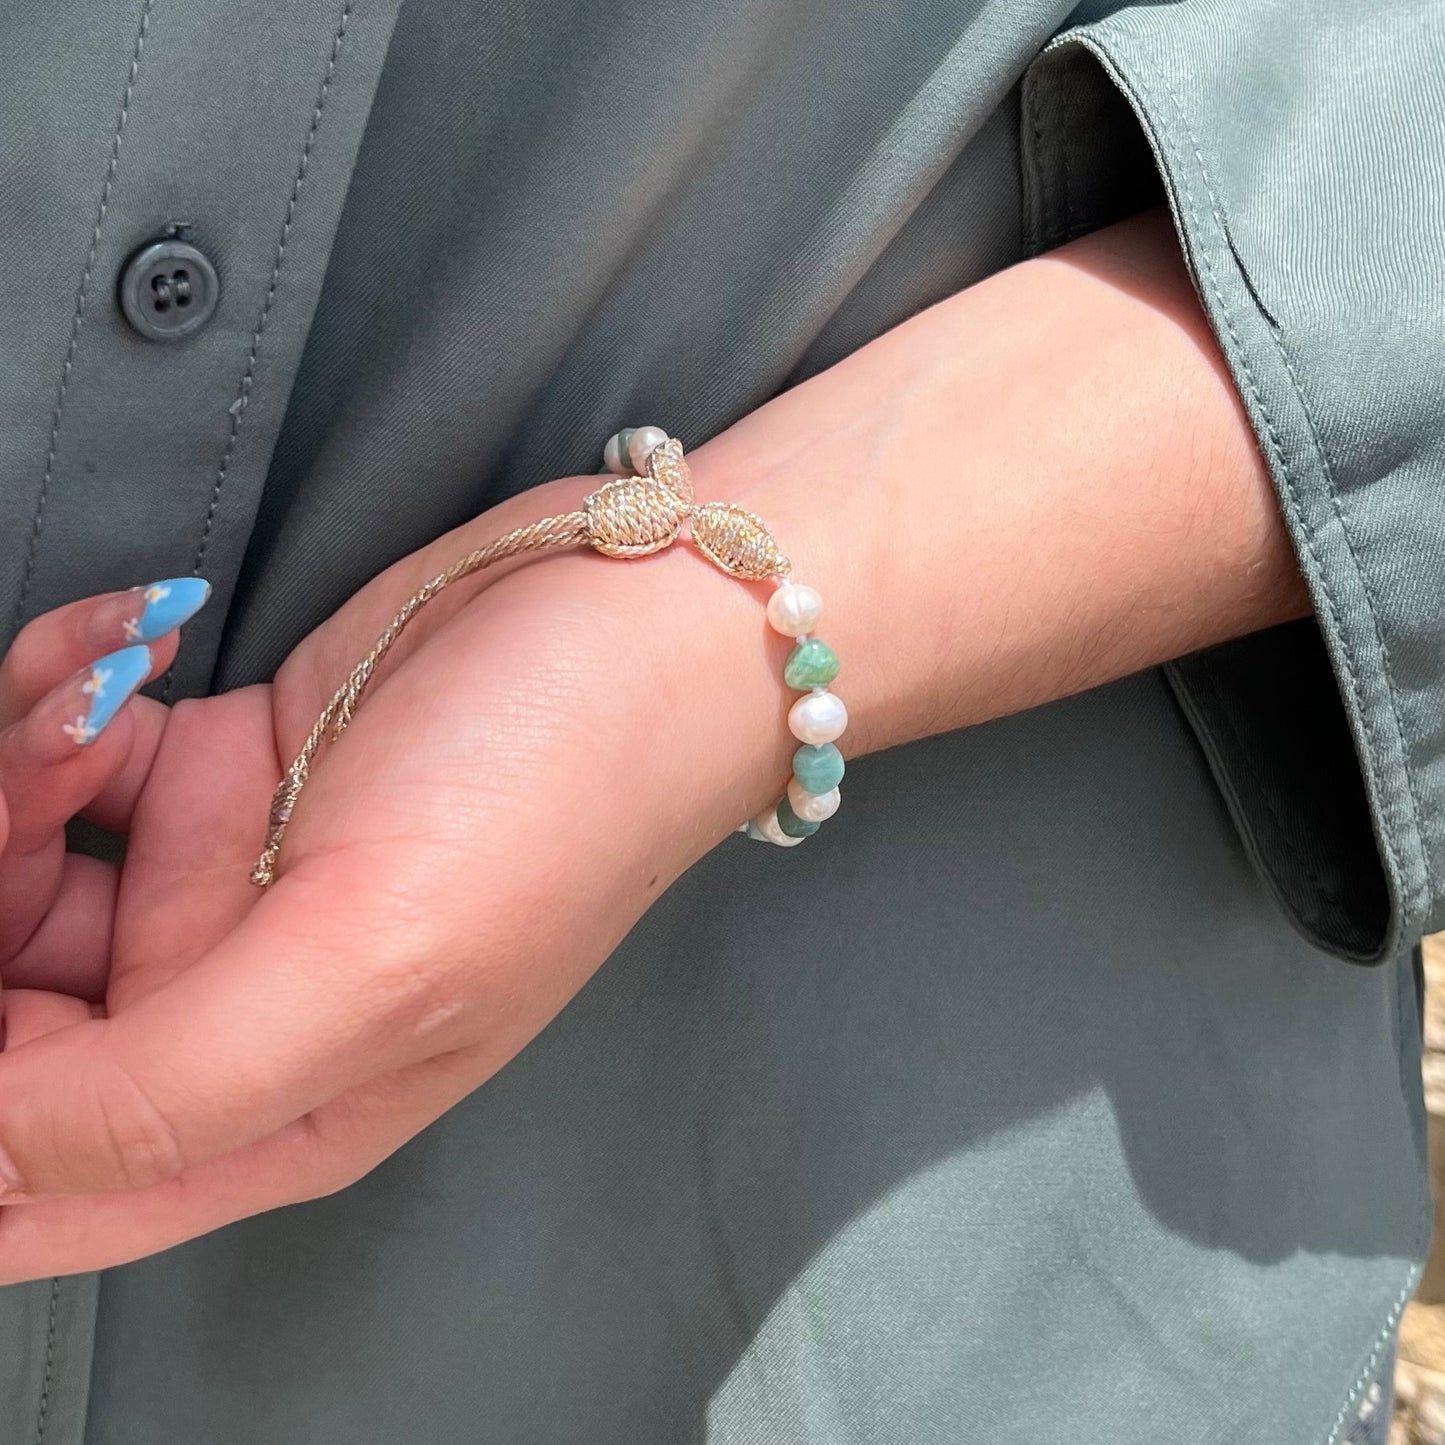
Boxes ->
[0,1,1440,1440]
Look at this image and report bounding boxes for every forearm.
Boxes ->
[695,209,1307,759]
[299,209,1309,872]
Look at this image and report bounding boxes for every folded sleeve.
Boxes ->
[1020,0,1445,963]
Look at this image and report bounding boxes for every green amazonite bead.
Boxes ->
[615,427,637,471]
[792,741,845,794]
[776,795,821,838]
[783,637,840,689]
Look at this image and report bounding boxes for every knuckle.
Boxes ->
[355,923,470,1041]
[289,1119,374,1205]
[89,1061,189,1191]
[405,996,468,1048]
[391,956,480,1055]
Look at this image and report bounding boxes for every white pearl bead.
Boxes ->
[787,779,840,822]
[788,690,847,744]
[602,432,627,474]
[766,581,822,636]
[751,805,806,847]
[628,425,669,473]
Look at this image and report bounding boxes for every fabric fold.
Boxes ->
[1023,0,1445,963]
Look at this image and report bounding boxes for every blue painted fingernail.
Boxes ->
[123,577,211,643]
[62,645,151,745]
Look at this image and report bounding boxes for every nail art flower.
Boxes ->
[81,664,112,699]
[62,715,97,745]
[124,583,173,640]
[61,645,150,748]
[123,579,208,643]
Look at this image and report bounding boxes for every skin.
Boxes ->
[0,210,1309,1280]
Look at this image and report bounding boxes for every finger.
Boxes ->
[0,847,463,1200]
[1,854,118,1002]
[106,685,280,1010]
[0,646,172,845]
[1,986,97,1048]
[0,588,627,1202]
[0,1047,479,1284]
[0,645,153,856]
[0,577,209,727]
[0,647,152,964]
[80,687,169,835]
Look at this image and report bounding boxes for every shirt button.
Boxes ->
[118,238,220,341]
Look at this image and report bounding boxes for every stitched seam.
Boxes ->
[1029,37,1074,251]
[1058,69,1075,240]
[1325,940,1426,1445]
[1022,56,1077,254]
[1274,327,1436,920]
[1139,54,1434,944]
[1080,41,1427,1441]
[1105,48,1413,926]
[168,0,352,701]
[1020,68,1052,254]
[1041,33,1426,1431]
[31,1277,60,1445]
[1324,957,1430,1445]
[1166,657,1381,961]
[12,0,155,633]
[1188,659,1364,940]
[1326,1264,1420,1445]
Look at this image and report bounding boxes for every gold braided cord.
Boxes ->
[692,501,789,580]
[646,437,695,505]
[251,436,789,886]
[584,477,685,557]
[250,511,589,886]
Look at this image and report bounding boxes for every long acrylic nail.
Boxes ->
[123,577,211,643]
[60,645,151,746]
[88,577,211,651]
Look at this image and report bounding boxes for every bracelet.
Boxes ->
[603,427,846,850]
[250,427,844,886]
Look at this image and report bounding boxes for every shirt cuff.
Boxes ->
[1020,7,1445,963]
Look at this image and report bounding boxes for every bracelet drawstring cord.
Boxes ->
[251,436,801,886]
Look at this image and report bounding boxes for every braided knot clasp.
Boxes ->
[584,476,687,557]
[582,435,789,580]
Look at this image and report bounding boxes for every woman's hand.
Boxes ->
[0,210,1310,1279]
[0,485,797,1279]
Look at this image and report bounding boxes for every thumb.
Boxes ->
[0,862,442,1200]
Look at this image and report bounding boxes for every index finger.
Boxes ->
[0,578,209,727]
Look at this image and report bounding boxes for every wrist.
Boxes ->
[449,205,1307,871]
[687,210,1308,766]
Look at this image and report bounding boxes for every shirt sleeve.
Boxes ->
[1020,0,1445,964]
